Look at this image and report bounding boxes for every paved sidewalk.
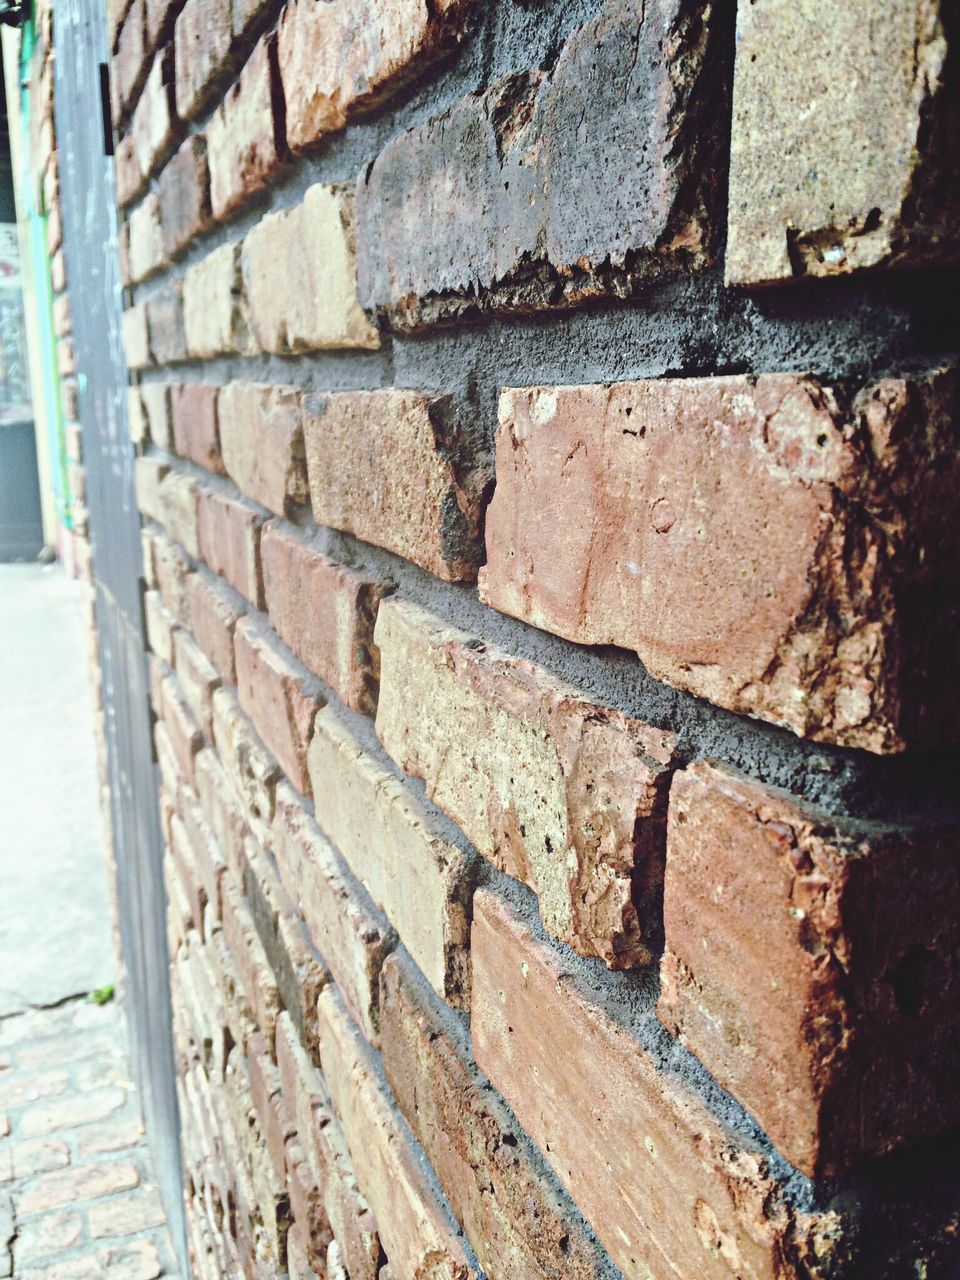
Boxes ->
[0,564,180,1278]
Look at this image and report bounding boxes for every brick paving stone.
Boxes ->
[18,1236,163,1279]
[75,1118,145,1158]
[0,1070,69,1110]
[15,1161,142,1215]
[15,1209,84,1263]
[19,1087,127,1138]
[88,1186,166,1238]
[11,1138,71,1179]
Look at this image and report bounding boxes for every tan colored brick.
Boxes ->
[303,389,489,582]
[88,1186,166,1238]
[208,33,285,221]
[316,984,476,1280]
[277,0,474,153]
[220,878,281,1047]
[197,486,265,606]
[146,282,188,364]
[260,523,387,716]
[183,241,254,358]
[242,184,378,353]
[218,383,307,515]
[174,0,234,121]
[211,687,280,842]
[158,468,202,557]
[376,597,674,967]
[479,372,960,752]
[726,0,960,284]
[173,627,221,738]
[151,528,193,620]
[658,760,960,1178]
[127,191,165,283]
[140,382,173,451]
[307,705,474,1006]
[161,673,203,784]
[272,782,396,1044]
[186,571,241,683]
[123,303,151,369]
[144,589,176,663]
[15,1161,140,1216]
[112,0,147,117]
[130,48,179,181]
[170,383,223,473]
[134,455,168,523]
[234,619,320,794]
[114,133,146,208]
[158,134,212,258]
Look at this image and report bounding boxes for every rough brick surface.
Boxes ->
[357,0,725,327]
[183,241,253,358]
[174,0,234,122]
[726,0,960,284]
[196,486,265,606]
[376,598,674,967]
[186,571,241,683]
[127,192,165,282]
[234,619,320,795]
[243,185,378,354]
[217,383,307,516]
[260,523,387,716]
[308,706,475,1006]
[316,985,476,1280]
[277,0,475,154]
[657,760,960,1177]
[146,283,188,364]
[170,383,223,473]
[130,49,179,183]
[303,389,490,582]
[158,135,211,259]
[208,33,285,221]
[479,372,960,752]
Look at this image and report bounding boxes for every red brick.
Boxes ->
[356,0,723,327]
[303,389,489,582]
[171,383,223,472]
[316,985,475,1280]
[197,486,265,606]
[381,950,613,1280]
[186,571,240,683]
[260,523,387,715]
[472,889,807,1280]
[375,597,674,967]
[151,528,193,620]
[174,0,234,120]
[218,383,307,516]
[272,782,396,1044]
[207,33,286,222]
[146,281,188,364]
[234,619,320,795]
[657,761,960,1178]
[183,240,254,358]
[307,705,474,1007]
[479,371,960,752]
[242,184,378,354]
[277,0,474,154]
[159,468,202,557]
[130,47,180,181]
[158,134,212,258]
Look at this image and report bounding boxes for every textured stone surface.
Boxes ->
[157,135,212,259]
[657,760,960,1178]
[127,192,164,283]
[208,33,285,221]
[303,389,490,582]
[170,383,223,473]
[234,619,321,795]
[260,523,387,716]
[183,241,254,358]
[316,985,476,1280]
[277,0,475,153]
[186,571,240,683]
[308,705,475,1006]
[218,382,307,516]
[380,951,617,1280]
[196,486,265,607]
[726,0,960,284]
[174,0,234,121]
[243,185,379,354]
[357,0,726,327]
[479,371,960,752]
[130,49,179,183]
[375,598,674,967]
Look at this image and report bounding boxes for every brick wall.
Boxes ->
[109,0,960,1276]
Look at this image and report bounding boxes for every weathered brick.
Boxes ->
[158,134,212,258]
[145,0,181,46]
[272,782,396,1044]
[174,0,234,120]
[220,877,281,1046]
[260,523,387,716]
[658,760,960,1178]
[381,950,616,1280]
[307,705,475,1006]
[113,0,148,118]
[161,673,204,783]
[242,184,378,356]
[275,1012,329,1180]
[211,687,281,842]
[479,372,960,752]
[357,0,725,327]
[123,303,151,369]
[277,0,474,154]
[235,619,320,795]
[146,282,188,364]
[159,468,202,557]
[208,33,285,222]
[52,291,71,339]
[15,1162,140,1215]
[376,597,674,967]
[286,1138,331,1271]
[186,571,240,682]
[197,486,265,607]
[218,383,307,515]
[115,132,146,208]
[134,455,168,523]
[195,745,248,882]
[174,627,221,738]
[316,984,476,1280]
[726,0,960,284]
[127,191,165,283]
[130,47,180,182]
[303,389,489,582]
[247,1032,293,1178]
[183,241,254,358]
[151,528,193,619]
[145,589,176,664]
[140,381,174,451]
[472,889,811,1280]
[50,248,67,293]
[170,383,223,473]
